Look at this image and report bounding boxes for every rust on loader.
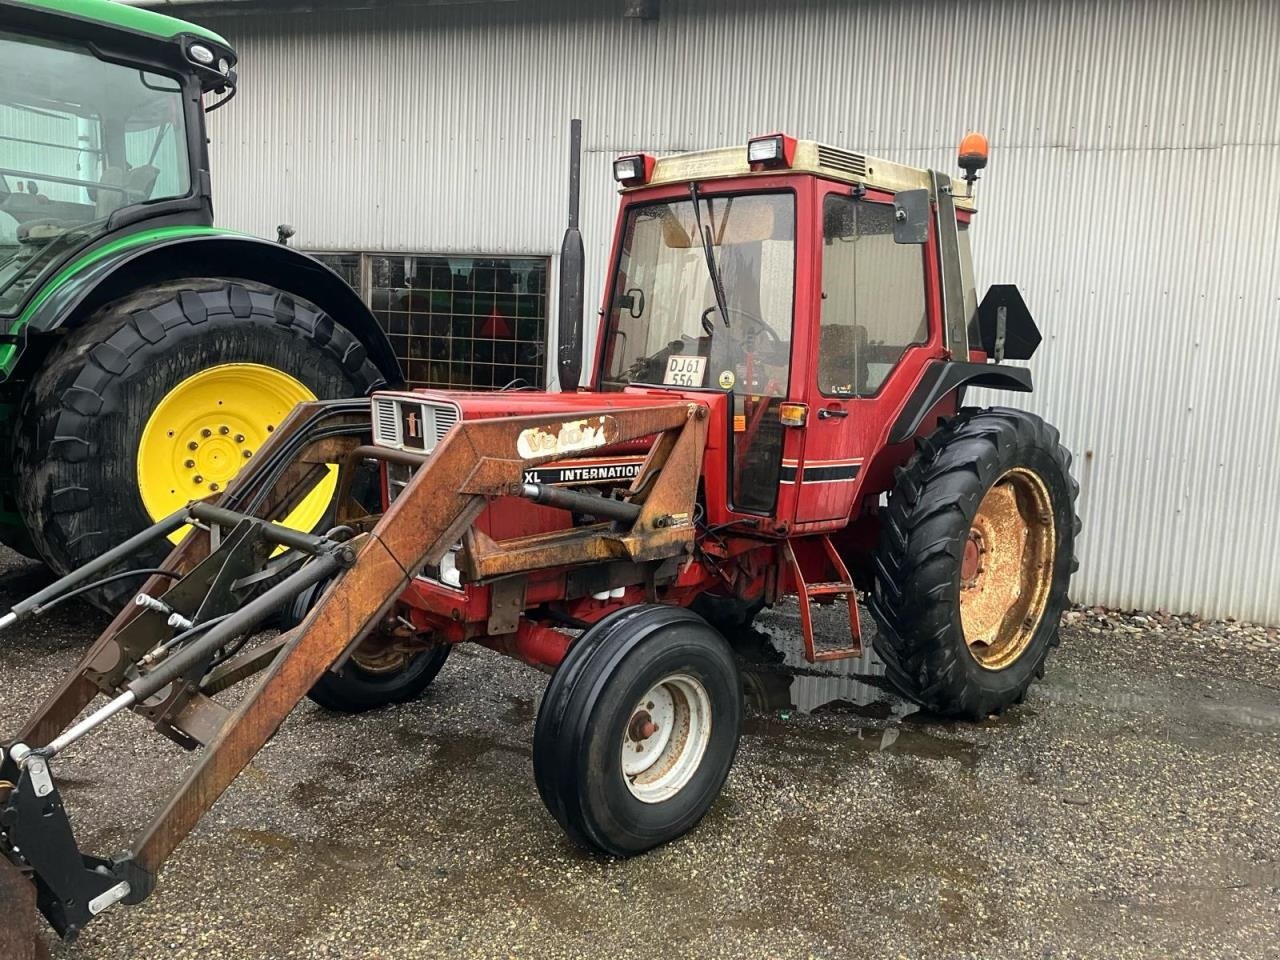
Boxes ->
[1,398,705,938]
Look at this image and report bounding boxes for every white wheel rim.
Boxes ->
[621,673,712,804]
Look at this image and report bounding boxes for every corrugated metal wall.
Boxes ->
[197,0,1280,622]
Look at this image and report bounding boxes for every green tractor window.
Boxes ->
[0,31,191,313]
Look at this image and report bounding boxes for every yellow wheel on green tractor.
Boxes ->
[136,363,336,543]
[13,279,385,609]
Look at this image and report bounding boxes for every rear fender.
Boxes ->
[3,233,401,385]
[887,360,1033,445]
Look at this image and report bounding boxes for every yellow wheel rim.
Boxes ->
[137,363,336,544]
[958,467,1056,671]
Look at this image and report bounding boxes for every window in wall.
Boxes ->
[312,252,360,291]
[308,252,548,390]
[816,195,928,397]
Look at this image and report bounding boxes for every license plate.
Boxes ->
[662,355,707,387]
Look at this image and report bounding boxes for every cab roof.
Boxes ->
[2,0,231,49]
[626,138,977,213]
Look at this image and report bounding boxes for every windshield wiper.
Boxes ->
[688,182,731,329]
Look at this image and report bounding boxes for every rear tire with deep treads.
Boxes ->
[13,279,385,603]
[869,407,1080,719]
[534,604,742,857]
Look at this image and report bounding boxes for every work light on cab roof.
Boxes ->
[613,153,656,186]
[746,132,796,169]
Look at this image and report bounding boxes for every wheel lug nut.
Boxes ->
[243,450,253,459]
[200,428,212,438]
[187,441,199,451]
[219,425,230,436]
[193,475,204,484]
[184,459,195,469]
[209,482,220,492]
[234,434,245,443]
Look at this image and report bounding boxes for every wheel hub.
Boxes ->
[621,674,712,804]
[959,467,1056,670]
[136,363,336,544]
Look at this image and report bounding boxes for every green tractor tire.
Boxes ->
[11,277,381,602]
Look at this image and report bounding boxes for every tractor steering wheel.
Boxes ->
[700,304,781,345]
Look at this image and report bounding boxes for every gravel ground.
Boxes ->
[1,544,1278,960]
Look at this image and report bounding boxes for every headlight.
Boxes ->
[188,43,215,66]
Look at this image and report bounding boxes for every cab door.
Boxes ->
[790,187,936,526]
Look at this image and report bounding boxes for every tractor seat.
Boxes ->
[16,219,80,242]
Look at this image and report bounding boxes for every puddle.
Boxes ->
[423,731,530,764]
[502,696,536,725]
[743,710,979,767]
[738,603,914,717]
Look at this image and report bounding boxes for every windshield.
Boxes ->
[0,32,192,315]
[602,192,795,397]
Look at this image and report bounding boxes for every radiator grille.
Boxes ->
[430,404,458,445]
[373,397,400,447]
[371,395,461,454]
[816,145,868,178]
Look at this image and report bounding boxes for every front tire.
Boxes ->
[869,408,1080,719]
[533,605,742,857]
[14,279,384,596]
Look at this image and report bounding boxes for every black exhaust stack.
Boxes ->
[557,118,585,392]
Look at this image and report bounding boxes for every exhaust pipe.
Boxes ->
[557,118,585,392]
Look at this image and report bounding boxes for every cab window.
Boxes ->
[816,194,928,397]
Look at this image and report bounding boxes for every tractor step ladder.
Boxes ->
[784,535,862,662]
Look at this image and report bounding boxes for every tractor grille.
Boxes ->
[816,145,868,178]
[373,397,401,446]
[371,395,460,454]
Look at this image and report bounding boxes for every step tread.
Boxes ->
[805,581,856,596]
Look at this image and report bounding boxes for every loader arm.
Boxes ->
[0,397,705,940]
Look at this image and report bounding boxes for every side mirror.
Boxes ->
[892,189,929,245]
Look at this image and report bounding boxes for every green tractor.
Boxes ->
[0,0,401,585]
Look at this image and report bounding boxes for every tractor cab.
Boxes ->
[0,1,236,318]
[596,134,996,537]
[593,132,983,537]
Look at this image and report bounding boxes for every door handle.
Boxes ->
[817,408,849,420]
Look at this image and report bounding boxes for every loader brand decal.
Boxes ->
[517,416,615,460]
[522,458,645,486]
[779,458,862,484]
[400,403,425,449]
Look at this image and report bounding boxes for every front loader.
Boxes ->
[1,132,1079,945]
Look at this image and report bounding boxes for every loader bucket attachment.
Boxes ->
[0,395,704,940]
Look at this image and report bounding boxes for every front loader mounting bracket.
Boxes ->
[0,755,152,941]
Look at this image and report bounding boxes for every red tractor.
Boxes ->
[0,131,1077,942]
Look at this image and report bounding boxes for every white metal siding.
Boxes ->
[198,0,1280,622]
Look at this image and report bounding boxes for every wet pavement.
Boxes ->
[1,544,1278,959]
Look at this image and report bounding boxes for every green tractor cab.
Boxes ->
[0,0,401,589]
